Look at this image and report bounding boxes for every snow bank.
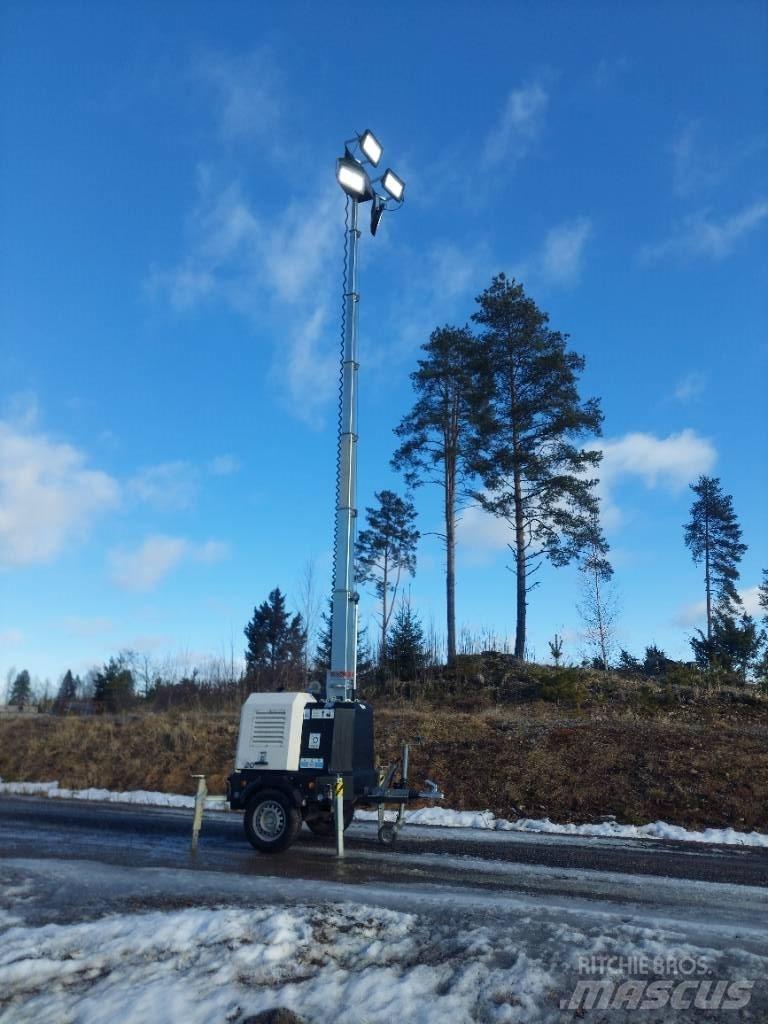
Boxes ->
[0,778,229,812]
[3,777,766,847]
[354,806,768,847]
[4,894,765,1024]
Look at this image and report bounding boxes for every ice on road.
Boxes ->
[1,855,767,1024]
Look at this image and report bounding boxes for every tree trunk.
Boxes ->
[513,468,526,660]
[445,471,456,666]
[380,554,389,667]
[704,508,712,646]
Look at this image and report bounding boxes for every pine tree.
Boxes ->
[356,490,419,665]
[618,649,641,675]
[393,325,482,666]
[386,596,425,682]
[244,588,306,680]
[9,669,32,709]
[54,669,78,712]
[548,633,564,666]
[470,274,603,660]
[684,476,747,651]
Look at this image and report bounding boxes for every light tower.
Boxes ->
[326,130,405,703]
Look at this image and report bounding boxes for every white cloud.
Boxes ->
[598,429,716,530]
[128,461,198,511]
[197,49,282,144]
[207,454,240,476]
[641,200,768,262]
[673,371,706,402]
[0,420,119,568]
[740,586,764,618]
[483,81,549,166]
[539,217,592,285]
[675,585,764,628]
[109,535,229,592]
[457,505,512,559]
[600,429,716,490]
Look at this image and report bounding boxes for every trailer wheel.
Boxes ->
[378,824,397,845]
[244,790,301,853]
[305,804,354,836]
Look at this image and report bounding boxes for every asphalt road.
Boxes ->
[1,794,766,896]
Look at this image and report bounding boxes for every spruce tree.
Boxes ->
[386,596,425,682]
[690,609,760,679]
[684,476,747,648]
[244,588,305,679]
[356,490,419,665]
[9,669,32,709]
[470,274,603,660]
[312,599,372,677]
[54,669,78,712]
[93,657,135,712]
[393,325,481,666]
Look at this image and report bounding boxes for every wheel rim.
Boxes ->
[252,800,286,842]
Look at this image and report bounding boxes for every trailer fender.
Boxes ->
[240,777,303,811]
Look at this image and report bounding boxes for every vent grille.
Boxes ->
[251,709,286,747]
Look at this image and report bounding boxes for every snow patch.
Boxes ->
[3,777,766,847]
[354,806,768,847]
[0,778,228,812]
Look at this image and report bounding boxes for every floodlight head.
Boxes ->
[370,196,385,236]
[336,152,373,201]
[382,168,405,203]
[359,129,382,167]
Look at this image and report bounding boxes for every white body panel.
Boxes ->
[235,692,313,772]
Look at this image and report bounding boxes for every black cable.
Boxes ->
[331,195,350,593]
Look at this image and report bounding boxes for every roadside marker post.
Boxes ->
[334,775,345,858]
[191,774,207,852]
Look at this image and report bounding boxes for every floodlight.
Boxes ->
[336,154,373,200]
[359,129,382,167]
[382,168,405,202]
[370,197,385,236]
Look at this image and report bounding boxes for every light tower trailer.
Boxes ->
[226,691,442,852]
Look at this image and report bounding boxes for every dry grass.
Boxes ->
[2,693,767,831]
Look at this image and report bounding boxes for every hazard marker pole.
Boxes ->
[334,775,345,858]
[191,774,207,852]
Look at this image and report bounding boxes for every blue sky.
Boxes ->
[1,1,766,687]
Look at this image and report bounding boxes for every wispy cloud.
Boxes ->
[539,217,592,285]
[109,535,229,592]
[196,49,282,146]
[0,417,119,568]
[673,371,706,402]
[641,200,768,262]
[483,81,549,166]
[0,628,23,647]
[207,454,240,476]
[149,170,343,427]
[670,121,764,198]
[128,461,198,511]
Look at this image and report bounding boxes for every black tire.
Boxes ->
[244,789,301,853]
[304,804,355,836]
